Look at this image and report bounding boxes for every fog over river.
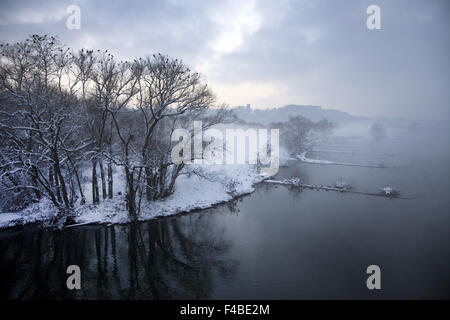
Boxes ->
[1,124,449,299]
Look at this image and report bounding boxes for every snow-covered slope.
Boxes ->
[0,163,269,229]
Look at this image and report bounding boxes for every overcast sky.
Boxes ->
[0,0,449,120]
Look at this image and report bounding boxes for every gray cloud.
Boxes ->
[0,0,448,120]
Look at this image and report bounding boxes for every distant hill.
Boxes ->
[232,104,370,125]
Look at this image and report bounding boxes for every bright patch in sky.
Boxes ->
[211,0,262,55]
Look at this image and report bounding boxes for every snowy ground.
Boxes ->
[296,151,394,168]
[0,198,59,229]
[0,163,272,229]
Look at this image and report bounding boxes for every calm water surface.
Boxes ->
[1,130,449,299]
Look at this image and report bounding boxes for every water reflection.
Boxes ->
[1,131,450,299]
[0,211,238,299]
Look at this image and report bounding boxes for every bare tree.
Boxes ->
[272,116,313,155]
[0,35,231,223]
[0,36,89,215]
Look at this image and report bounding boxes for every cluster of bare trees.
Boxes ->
[370,122,387,141]
[271,116,335,155]
[0,35,229,218]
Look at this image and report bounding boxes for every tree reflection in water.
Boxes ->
[0,209,238,299]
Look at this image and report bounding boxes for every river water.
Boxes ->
[1,128,449,299]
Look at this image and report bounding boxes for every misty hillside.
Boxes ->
[232,104,369,125]
[231,105,415,131]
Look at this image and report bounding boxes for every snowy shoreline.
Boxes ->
[297,151,397,168]
[0,164,272,230]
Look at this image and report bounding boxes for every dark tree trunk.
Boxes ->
[125,168,136,217]
[53,155,70,208]
[92,159,99,204]
[69,178,75,207]
[73,165,85,205]
[49,166,54,187]
[145,167,152,201]
[99,158,107,199]
[54,164,62,203]
[107,160,113,199]
[26,131,41,200]
[167,164,184,195]
[31,167,41,200]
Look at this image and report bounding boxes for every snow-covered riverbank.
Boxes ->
[0,164,270,229]
[297,151,396,168]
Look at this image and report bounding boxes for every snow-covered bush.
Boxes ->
[335,179,353,190]
[381,186,400,197]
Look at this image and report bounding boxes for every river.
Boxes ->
[1,128,449,299]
